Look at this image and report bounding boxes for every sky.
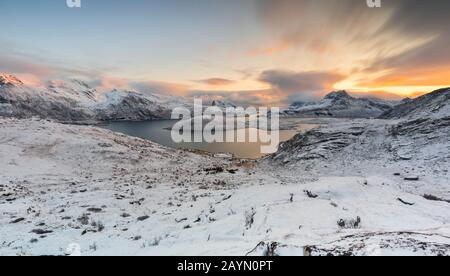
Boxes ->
[1,0,450,106]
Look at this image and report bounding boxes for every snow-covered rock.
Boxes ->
[282,91,395,119]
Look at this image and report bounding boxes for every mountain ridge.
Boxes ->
[379,87,450,119]
[0,74,23,86]
[282,90,396,118]
[0,73,179,122]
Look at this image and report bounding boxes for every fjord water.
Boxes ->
[101,120,316,159]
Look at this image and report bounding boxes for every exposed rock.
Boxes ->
[337,216,361,229]
[304,190,318,199]
[423,194,450,204]
[137,216,150,222]
[87,208,103,213]
[397,198,415,206]
[10,218,25,224]
[31,229,53,235]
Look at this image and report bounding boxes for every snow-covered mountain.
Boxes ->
[197,96,239,109]
[380,88,450,119]
[270,87,450,199]
[209,100,238,109]
[282,91,395,119]
[0,74,23,86]
[0,73,181,122]
[269,116,450,196]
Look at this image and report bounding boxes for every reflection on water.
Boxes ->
[101,120,317,159]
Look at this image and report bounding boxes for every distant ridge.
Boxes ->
[0,73,183,122]
[282,90,395,119]
[379,88,450,119]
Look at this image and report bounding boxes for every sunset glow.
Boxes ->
[1,0,449,105]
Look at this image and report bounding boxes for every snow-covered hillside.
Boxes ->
[282,91,395,119]
[0,73,180,122]
[380,88,450,119]
[0,118,448,256]
[269,117,450,197]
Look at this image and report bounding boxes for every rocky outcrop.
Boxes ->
[270,123,367,163]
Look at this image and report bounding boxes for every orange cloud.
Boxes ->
[348,90,406,101]
[96,76,129,92]
[130,80,191,96]
[93,76,192,96]
[347,65,450,98]
[246,41,290,57]
[259,70,346,101]
[196,78,236,86]
[358,67,450,88]
[189,88,285,107]
[14,73,45,87]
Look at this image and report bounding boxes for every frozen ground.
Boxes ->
[0,118,449,256]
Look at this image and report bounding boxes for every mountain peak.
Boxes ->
[0,74,23,86]
[324,90,351,100]
[379,87,450,119]
[48,79,94,90]
[70,79,92,89]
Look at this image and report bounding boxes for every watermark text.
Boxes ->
[171,99,280,154]
[67,0,81,8]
